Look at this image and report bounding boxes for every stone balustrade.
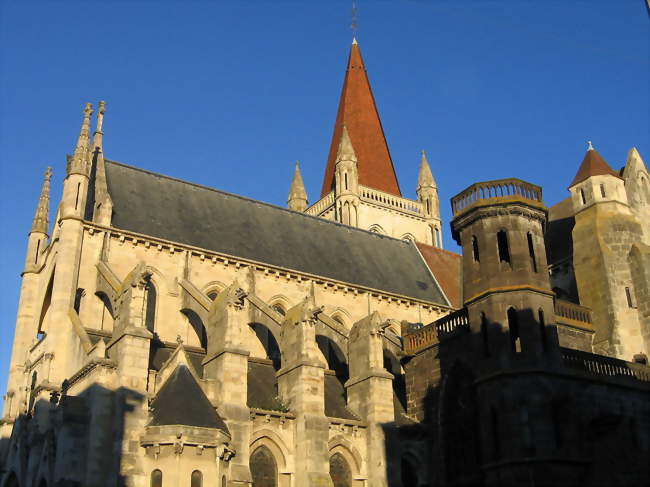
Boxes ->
[451,178,543,216]
[404,308,469,354]
[555,300,593,329]
[305,192,335,216]
[359,186,423,216]
[561,347,650,382]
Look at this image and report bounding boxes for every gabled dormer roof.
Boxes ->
[569,146,621,187]
[320,40,401,197]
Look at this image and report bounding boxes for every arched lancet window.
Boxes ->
[472,236,480,263]
[74,288,85,314]
[144,280,157,333]
[426,199,431,214]
[401,455,419,487]
[480,313,489,357]
[150,469,162,487]
[497,230,510,264]
[600,183,606,198]
[329,452,352,487]
[250,446,277,487]
[221,476,227,487]
[527,232,537,272]
[538,308,546,352]
[344,172,348,190]
[580,188,586,205]
[507,307,520,353]
[191,470,202,487]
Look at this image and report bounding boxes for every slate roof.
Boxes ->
[104,160,447,304]
[321,40,401,197]
[415,243,461,308]
[149,365,228,430]
[570,148,621,187]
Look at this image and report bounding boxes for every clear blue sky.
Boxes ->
[0,1,648,396]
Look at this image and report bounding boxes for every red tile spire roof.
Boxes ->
[569,144,621,187]
[320,40,402,197]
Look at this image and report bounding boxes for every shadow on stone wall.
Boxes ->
[381,308,650,487]
[1,383,145,487]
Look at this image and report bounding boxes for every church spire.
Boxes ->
[417,150,436,190]
[320,40,401,197]
[288,161,308,212]
[31,167,52,235]
[67,103,93,177]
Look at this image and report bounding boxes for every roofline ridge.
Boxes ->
[103,159,414,245]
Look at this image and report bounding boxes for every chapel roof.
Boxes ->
[104,160,447,304]
[149,365,228,430]
[320,40,401,197]
[569,147,621,187]
[415,243,461,308]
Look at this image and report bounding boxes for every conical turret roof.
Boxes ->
[569,144,621,187]
[417,150,436,189]
[320,40,401,197]
[288,161,308,202]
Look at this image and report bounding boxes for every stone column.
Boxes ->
[202,282,252,486]
[277,299,332,487]
[346,312,394,487]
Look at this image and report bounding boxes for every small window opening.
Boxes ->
[580,188,586,205]
[497,230,511,264]
[507,307,521,353]
[426,199,431,214]
[272,304,286,316]
[150,469,162,487]
[527,232,537,272]
[344,172,348,190]
[538,308,546,352]
[600,184,606,198]
[144,280,157,333]
[191,470,202,487]
[35,239,40,264]
[625,287,635,308]
[472,236,480,263]
[480,313,489,357]
[208,291,218,301]
[74,288,85,314]
[74,182,81,210]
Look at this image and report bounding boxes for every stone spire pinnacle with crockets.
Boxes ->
[31,167,52,234]
[67,103,93,176]
[288,161,309,212]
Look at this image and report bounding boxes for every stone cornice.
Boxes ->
[81,221,453,313]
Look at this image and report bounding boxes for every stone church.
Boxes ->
[1,39,649,487]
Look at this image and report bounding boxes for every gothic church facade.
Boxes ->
[1,40,649,487]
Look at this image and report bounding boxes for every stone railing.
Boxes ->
[404,323,438,354]
[359,186,424,216]
[305,192,335,216]
[554,300,593,330]
[434,307,470,337]
[451,178,543,216]
[404,308,469,354]
[561,347,650,382]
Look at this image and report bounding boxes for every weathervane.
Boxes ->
[351,1,358,38]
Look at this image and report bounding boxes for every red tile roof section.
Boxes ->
[320,42,402,197]
[415,242,462,309]
[569,149,621,187]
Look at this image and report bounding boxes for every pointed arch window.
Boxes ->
[329,453,352,487]
[580,188,586,205]
[250,446,277,487]
[600,184,606,198]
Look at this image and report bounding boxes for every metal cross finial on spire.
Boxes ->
[587,140,594,151]
[351,0,358,38]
